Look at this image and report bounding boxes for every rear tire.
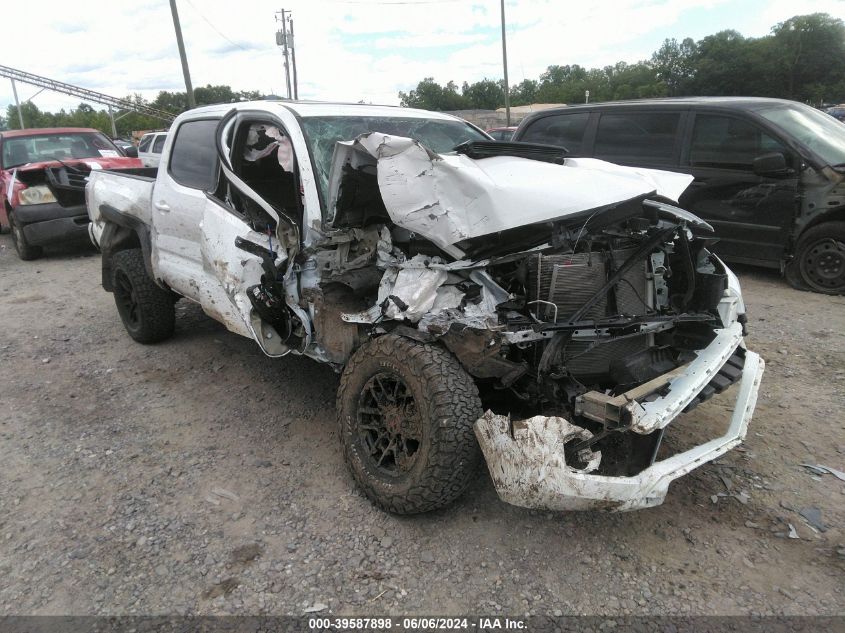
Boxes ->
[111,249,175,343]
[788,222,845,295]
[337,334,482,514]
[9,212,43,261]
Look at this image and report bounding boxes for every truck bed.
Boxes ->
[87,168,157,245]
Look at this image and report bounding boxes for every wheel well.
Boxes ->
[99,222,146,292]
[797,206,845,245]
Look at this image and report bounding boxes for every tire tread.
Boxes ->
[337,334,482,514]
[111,249,175,343]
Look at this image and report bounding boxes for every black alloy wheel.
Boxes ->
[114,268,142,331]
[356,371,422,476]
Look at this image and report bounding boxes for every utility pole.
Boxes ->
[10,78,24,129]
[276,9,293,99]
[289,16,299,100]
[108,105,117,137]
[500,0,510,126]
[282,13,293,99]
[276,9,296,99]
[170,0,196,108]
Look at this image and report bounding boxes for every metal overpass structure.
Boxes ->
[0,64,175,135]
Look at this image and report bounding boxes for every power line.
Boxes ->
[183,0,257,52]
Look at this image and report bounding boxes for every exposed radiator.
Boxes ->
[527,248,651,379]
[527,248,649,321]
[560,335,650,380]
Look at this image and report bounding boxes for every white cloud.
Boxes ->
[0,0,841,122]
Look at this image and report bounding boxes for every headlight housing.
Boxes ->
[18,185,57,205]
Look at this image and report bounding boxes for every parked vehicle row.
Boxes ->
[514,97,845,294]
[83,100,764,514]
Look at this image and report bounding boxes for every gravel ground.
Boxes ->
[0,234,843,617]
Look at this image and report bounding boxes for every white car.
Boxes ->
[137,131,168,167]
[86,101,764,514]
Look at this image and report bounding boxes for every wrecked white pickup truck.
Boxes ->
[87,101,764,514]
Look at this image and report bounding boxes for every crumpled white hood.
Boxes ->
[328,133,694,253]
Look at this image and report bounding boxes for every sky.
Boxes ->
[0,0,842,117]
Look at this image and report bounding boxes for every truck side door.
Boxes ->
[150,118,220,300]
[197,112,308,357]
[678,112,799,266]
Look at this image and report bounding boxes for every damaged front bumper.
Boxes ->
[474,331,765,512]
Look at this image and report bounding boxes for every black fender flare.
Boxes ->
[98,204,154,292]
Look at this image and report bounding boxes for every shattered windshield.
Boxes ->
[1,132,121,169]
[299,115,487,204]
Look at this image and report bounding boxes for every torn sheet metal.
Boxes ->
[475,351,765,512]
[417,270,509,332]
[474,412,605,511]
[343,252,511,327]
[377,254,448,322]
[327,132,694,252]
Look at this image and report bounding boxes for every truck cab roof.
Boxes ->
[177,99,467,122]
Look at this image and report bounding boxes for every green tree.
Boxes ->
[770,13,845,100]
[510,79,538,106]
[687,30,751,95]
[399,78,466,110]
[651,37,697,95]
[461,78,505,110]
[396,13,845,107]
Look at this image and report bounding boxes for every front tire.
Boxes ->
[337,334,482,514]
[788,222,845,294]
[9,212,43,261]
[111,249,175,343]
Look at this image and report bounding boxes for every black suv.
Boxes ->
[513,97,845,294]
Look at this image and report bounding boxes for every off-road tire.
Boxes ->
[9,212,43,260]
[111,249,175,343]
[337,334,482,514]
[787,222,845,295]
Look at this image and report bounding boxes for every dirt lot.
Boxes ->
[0,234,843,617]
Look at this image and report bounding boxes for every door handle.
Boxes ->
[154,201,171,212]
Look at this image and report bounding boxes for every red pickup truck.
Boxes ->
[0,127,142,260]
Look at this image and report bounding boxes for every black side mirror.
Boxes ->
[123,146,139,158]
[752,152,787,176]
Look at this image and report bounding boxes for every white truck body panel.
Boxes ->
[88,171,154,247]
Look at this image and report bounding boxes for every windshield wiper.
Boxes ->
[44,156,87,172]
